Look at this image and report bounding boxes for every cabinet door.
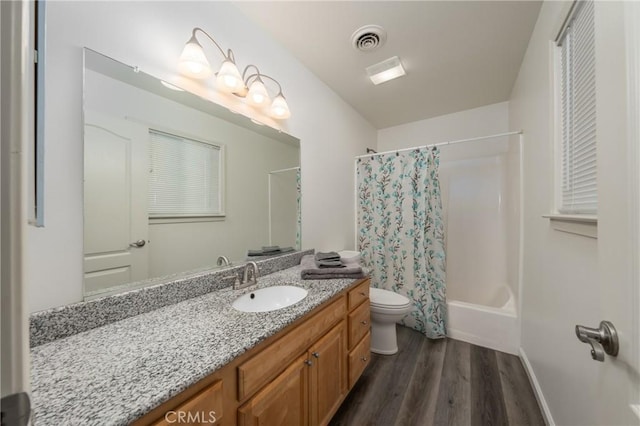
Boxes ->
[238,353,309,426]
[309,321,347,426]
[152,381,222,426]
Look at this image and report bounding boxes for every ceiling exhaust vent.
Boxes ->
[351,25,387,52]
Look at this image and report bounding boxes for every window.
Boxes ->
[148,130,224,218]
[556,0,597,215]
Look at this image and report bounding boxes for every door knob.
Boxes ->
[129,240,146,248]
[575,321,619,362]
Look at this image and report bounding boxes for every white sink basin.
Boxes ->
[232,285,308,313]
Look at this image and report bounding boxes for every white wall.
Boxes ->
[509,2,605,424]
[378,101,509,151]
[28,1,376,312]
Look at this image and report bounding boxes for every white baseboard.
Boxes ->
[519,347,555,426]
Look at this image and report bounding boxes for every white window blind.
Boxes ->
[558,0,597,214]
[148,130,223,217]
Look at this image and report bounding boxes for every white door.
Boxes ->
[589,2,640,424]
[83,110,149,296]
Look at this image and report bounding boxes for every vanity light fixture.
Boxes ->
[240,65,291,119]
[366,56,406,85]
[178,27,291,119]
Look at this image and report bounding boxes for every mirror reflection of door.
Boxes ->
[83,110,149,295]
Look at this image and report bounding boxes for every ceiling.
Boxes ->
[234,1,542,129]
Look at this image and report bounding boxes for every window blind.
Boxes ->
[558,0,597,214]
[148,130,222,217]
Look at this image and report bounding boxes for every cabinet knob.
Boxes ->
[304,359,313,366]
[361,356,368,362]
[312,352,320,358]
[359,291,367,296]
[361,320,368,325]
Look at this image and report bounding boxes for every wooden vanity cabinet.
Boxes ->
[134,278,370,426]
[345,279,371,395]
[151,381,223,426]
[238,322,346,426]
[237,353,309,426]
[308,321,346,426]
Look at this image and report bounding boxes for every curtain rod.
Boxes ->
[355,130,523,160]
[269,166,300,174]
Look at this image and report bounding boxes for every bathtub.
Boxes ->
[446,284,518,355]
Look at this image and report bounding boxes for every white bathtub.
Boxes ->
[446,285,518,355]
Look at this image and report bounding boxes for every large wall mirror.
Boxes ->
[83,48,301,299]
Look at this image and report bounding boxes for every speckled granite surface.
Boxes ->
[30,264,364,426]
[30,250,312,347]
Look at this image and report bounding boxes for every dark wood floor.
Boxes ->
[331,326,545,426]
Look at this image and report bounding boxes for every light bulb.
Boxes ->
[178,36,211,79]
[247,79,271,107]
[270,93,291,119]
[216,59,243,93]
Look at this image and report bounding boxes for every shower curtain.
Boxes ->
[357,148,447,338]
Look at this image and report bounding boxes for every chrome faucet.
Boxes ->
[216,255,230,267]
[241,261,259,288]
[226,262,260,290]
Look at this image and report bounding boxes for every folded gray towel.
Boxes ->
[247,247,295,257]
[315,251,341,261]
[315,259,344,268]
[262,245,281,253]
[301,255,365,280]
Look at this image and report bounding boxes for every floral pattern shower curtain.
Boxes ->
[357,148,447,338]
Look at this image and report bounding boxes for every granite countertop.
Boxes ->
[30,265,362,426]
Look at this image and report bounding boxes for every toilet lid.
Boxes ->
[369,287,411,307]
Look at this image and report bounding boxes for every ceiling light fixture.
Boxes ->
[178,27,291,119]
[366,56,406,85]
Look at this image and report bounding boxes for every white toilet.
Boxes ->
[369,287,413,355]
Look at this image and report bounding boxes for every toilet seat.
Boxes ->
[369,288,411,310]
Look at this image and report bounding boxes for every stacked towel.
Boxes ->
[247,246,295,257]
[314,251,344,268]
[301,254,366,280]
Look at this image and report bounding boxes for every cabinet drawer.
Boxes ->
[348,279,369,310]
[348,301,370,350]
[238,297,346,401]
[152,381,223,426]
[348,332,371,389]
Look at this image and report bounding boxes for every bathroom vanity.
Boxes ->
[29,258,370,426]
[135,278,370,426]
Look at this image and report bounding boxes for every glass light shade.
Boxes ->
[270,94,291,119]
[234,84,249,98]
[216,59,244,93]
[247,79,271,107]
[178,37,212,79]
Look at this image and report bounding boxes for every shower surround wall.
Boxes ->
[377,102,521,354]
[439,137,520,354]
